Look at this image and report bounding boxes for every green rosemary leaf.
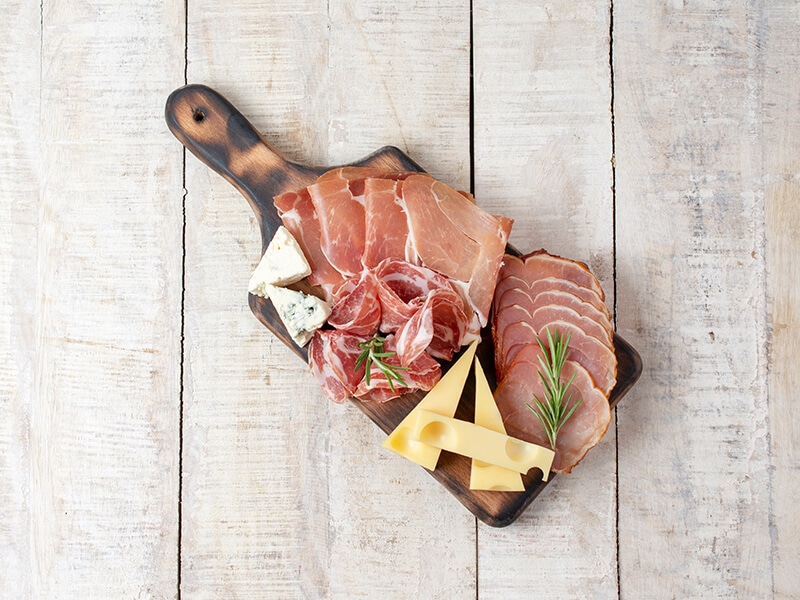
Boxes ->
[356,333,410,392]
[526,327,583,450]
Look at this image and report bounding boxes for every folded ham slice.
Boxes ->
[327,270,382,336]
[492,249,617,473]
[353,334,441,403]
[308,330,366,404]
[395,287,466,363]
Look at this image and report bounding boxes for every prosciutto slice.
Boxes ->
[353,334,441,403]
[308,330,366,404]
[394,287,466,363]
[274,188,345,300]
[307,175,368,277]
[363,178,410,268]
[327,270,382,336]
[373,258,459,332]
[402,174,512,327]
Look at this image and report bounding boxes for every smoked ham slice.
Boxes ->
[498,251,605,300]
[494,351,611,473]
[492,249,616,473]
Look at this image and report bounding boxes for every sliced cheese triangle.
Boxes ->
[470,357,525,491]
[382,340,478,470]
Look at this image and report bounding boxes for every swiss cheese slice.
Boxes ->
[470,357,526,491]
[382,340,478,470]
[410,410,554,478]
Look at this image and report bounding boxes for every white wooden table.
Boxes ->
[2,1,798,598]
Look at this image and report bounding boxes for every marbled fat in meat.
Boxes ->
[274,188,345,301]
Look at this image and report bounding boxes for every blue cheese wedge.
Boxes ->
[265,284,331,347]
[248,226,312,296]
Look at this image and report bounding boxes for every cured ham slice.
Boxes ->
[308,328,440,404]
[494,350,611,473]
[373,258,459,332]
[402,175,480,282]
[354,335,441,403]
[316,166,401,183]
[327,270,381,336]
[274,188,345,300]
[308,330,366,403]
[363,178,408,268]
[402,174,512,327]
[394,287,466,363]
[308,175,367,277]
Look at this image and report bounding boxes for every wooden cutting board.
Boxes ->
[165,84,643,527]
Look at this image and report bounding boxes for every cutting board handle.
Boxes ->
[165,84,319,246]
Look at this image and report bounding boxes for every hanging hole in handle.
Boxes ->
[193,108,205,122]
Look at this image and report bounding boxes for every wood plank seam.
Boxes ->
[178,2,189,599]
[608,1,621,597]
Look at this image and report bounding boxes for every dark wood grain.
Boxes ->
[166,84,643,527]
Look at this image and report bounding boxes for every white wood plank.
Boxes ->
[0,1,40,597]
[326,2,475,597]
[0,0,185,597]
[473,1,617,597]
[614,3,773,597]
[182,4,336,598]
[763,3,800,598]
[182,1,475,597]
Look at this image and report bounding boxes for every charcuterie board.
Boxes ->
[165,84,643,527]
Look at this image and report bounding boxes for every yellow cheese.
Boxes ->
[410,410,554,480]
[382,340,478,470]
[470,357,525,491]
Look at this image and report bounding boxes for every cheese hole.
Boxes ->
[386,427,418,453]
[505,438,537,464]
[473,459,491,469]
[418,420,457,448]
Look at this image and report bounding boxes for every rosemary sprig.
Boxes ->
[526,327,582,450]
[355,333,410,392]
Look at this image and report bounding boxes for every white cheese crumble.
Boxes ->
[265,284,331,347]
[248,226,312,296]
